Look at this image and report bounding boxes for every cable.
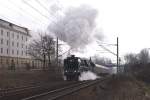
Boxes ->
[36,0,50,15]
[0,15,17,24]
[8,0,45,24]
[96,52,112,53]
[4,0,48,27]
[22,0,59,27]
[58,48,72,57]
[34,0,60,23]
[22,0,50,20]
[97,40,117,46]
[98,44,117,56]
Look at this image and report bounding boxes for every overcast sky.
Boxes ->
[0,0,150,61]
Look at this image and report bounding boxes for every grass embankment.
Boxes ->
[97,75,147,100]
[63,75,150,100]
[0,70,63,89]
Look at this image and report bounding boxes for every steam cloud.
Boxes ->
[48,5,103,49]
[79,71,99,81]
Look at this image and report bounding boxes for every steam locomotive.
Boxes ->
[63,55,95,81]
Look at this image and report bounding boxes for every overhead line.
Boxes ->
[22,0,50,20]
[35,0,58,22]
[22,0,58,26]
[7,0,48,26]
[99,44,117,56]
[36,0,50,14]
[96,40,116,46]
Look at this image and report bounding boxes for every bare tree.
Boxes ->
[124,49,150,74]
[28,34,55,69]
[124,53,139,73]
[124,49,150,65]
[42,35,55,67]
[124,53,138,65]
[138,49,149,64]
[94,56,112,66]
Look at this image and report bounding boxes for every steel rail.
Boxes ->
[0,82,38,92]
[22,81,88,100]
[0,81,78,99]
[22,78,107,100]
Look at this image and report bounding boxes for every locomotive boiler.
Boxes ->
[63,55,95,81]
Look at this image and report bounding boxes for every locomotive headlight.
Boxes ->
[65,70,68,72]
[74,70,76,72]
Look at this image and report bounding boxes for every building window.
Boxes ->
[26,37,27,41]
[1,30,3,35]
[26,51,28,56]
[12,33,14,38]
[17,42,19,47]
[22,36,23,40]
[17,50,19,55]
[12,41,14,46]
[1,38,3,44]
[7,32,10,37]
[7,49,9,54]
[0,48,3,54]
[22,44,23,48]
[7,40,9,45]
[17,34,19,39]
[12,50,14,55]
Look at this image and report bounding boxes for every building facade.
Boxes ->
[0,19,42,70]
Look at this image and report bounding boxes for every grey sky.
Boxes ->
[0,0,150,61]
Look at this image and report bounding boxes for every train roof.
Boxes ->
[95,64,109,69]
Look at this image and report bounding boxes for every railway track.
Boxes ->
[22,78,107,100]
[0,77,108,100]
[0,82,39,92]
[0,81,79,100]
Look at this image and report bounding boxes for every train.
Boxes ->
[63,55,95,81]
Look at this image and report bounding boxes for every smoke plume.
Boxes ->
[48,5,103,49]
[79,71,99,81]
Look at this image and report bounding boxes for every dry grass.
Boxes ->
[60,75,150,100]
[0,70,63,89]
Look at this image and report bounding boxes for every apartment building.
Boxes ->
[0,19,42,69]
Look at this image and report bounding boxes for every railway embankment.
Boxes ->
[0,69,63,89]
[60,75,150,100]
[1,70,150,100]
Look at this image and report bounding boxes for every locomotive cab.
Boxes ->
[64,55,80,81]
[79,59,89,72]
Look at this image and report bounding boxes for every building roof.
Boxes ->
[0,19,31,37]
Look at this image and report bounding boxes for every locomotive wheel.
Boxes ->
[67,75,72,81]
[75,75,79,81]
[66,76,69,81]
[70,75,73,81]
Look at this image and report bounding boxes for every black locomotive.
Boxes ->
[63,55,95,81]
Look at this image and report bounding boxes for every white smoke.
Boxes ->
[79,71,99,81]
[48,5,103,49]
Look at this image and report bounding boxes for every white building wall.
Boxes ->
[0,19,35,70]
[0,19,30,59]
[0,19,52,70]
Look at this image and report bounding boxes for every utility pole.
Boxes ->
[56,37,58,66]
[117,37,119,73]
[97,37,119,73]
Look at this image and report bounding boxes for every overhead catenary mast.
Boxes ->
[97,37,119,73]
[56,37,58,66]
[117,37,119,73]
